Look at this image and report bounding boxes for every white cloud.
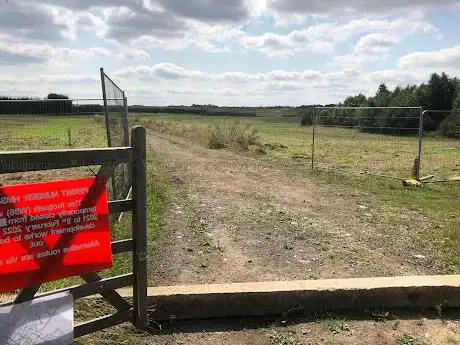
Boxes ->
[114,63,326,84]
[242,33,296,58]
[398,45,460,69]
[0,1,76,41]
[329,33,399,68]
[0,41,112,65]
[268,0,460,15]
[39,75,99,83]
[153,0,250,22]
[365,69,423,86]
[354,33,399,57]
[0,62,431,105]
[113,64,206,80]
[1,0,457,106]
[128,23,243,53]
[102,6,187,41]
[240,15,439,58]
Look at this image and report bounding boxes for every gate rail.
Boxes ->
[0,126,147,338]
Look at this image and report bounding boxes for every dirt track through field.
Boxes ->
[139,133,460,345]
[147,134,434,286]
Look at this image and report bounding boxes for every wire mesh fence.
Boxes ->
[100,68,129,148]
[0,99,107,151]
[421,110,460,180]
[100,68,131,204]
[313,107,423,179]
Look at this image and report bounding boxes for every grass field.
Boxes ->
[1,114,459,344]
[132,113,459,179]
[133,113,460,270]
[0,116,107,151]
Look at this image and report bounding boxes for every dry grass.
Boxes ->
[133,117,261,151]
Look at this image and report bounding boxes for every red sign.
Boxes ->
[0,177,112,293]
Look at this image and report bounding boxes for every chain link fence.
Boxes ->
[0,99,107,151]
[100,68,129,148]
[421,110,460,180]
[100,68,131,204]
[312,107,423,179]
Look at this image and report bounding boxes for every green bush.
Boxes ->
[206,121,259,150]
[207,124,227,149]
[439,113,460,138]
[301,113,313,126]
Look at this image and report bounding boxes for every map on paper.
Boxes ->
[0,292,73,345]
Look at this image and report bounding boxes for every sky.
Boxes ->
[1,0,460,106]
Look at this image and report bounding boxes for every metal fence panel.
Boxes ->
[0,99,107,151]
[100,68,131,204]
[313,107,423,179]
[421,110,460,180]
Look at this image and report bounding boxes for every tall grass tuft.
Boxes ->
[206,121,259,150]
[135,117,261,151]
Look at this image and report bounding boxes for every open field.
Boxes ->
[133,113,460,269]
[0,115,107,151]
[1,114,459,344]
[133,113,459,179]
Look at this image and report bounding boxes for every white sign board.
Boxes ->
[0,292,73,345]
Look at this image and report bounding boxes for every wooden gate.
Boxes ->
[0,126,147,338]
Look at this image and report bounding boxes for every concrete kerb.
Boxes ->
[117,275,460,321]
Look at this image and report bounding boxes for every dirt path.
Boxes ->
[148,134,433,287]
[140,133,459,345]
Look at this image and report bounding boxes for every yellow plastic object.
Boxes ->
[402,179,423,187]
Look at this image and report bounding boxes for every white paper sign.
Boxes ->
[0,292,74,345]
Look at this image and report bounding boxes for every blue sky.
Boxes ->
[1,0,460,106]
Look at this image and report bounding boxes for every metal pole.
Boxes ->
[122,92,130,147]
[100,67,112,147]
[312,108,316,170]
[417,109,425,180]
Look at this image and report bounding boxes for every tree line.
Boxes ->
[302,72,460,137]
[0,94,103,115]
[0,95,257,117]
[129,105,257,117]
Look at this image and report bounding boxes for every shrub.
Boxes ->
[301,113,313,126]
[439,113,460,138]
[206,121,260,150]
[133,117,260,151]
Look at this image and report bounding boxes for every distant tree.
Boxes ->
[47,93,69,99]
[439,89,460,137]
[46,93,72,114]
[374,83,391,107]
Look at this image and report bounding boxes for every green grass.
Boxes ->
[0,115,107,150]
[132,113,459,179]
[303,168,460,271]
[398,334,426,345]
[135,113,460,271]
[132,115,262,151]
[319,314,349,334]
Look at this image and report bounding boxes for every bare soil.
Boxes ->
[148,134,435,286]
[143,133,459,345]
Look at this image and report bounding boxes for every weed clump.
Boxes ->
[206,121,259,150]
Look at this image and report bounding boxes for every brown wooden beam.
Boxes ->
[0,147,132,173]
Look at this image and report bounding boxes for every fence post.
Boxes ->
[100,67,112,147]
[122,92,130,147]
[131,126,147,329]
[417,109,424,180]
[311,108,316,170]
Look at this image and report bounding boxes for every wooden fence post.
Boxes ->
[131,126,148,329]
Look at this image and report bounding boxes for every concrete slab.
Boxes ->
[123,275,460,321]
